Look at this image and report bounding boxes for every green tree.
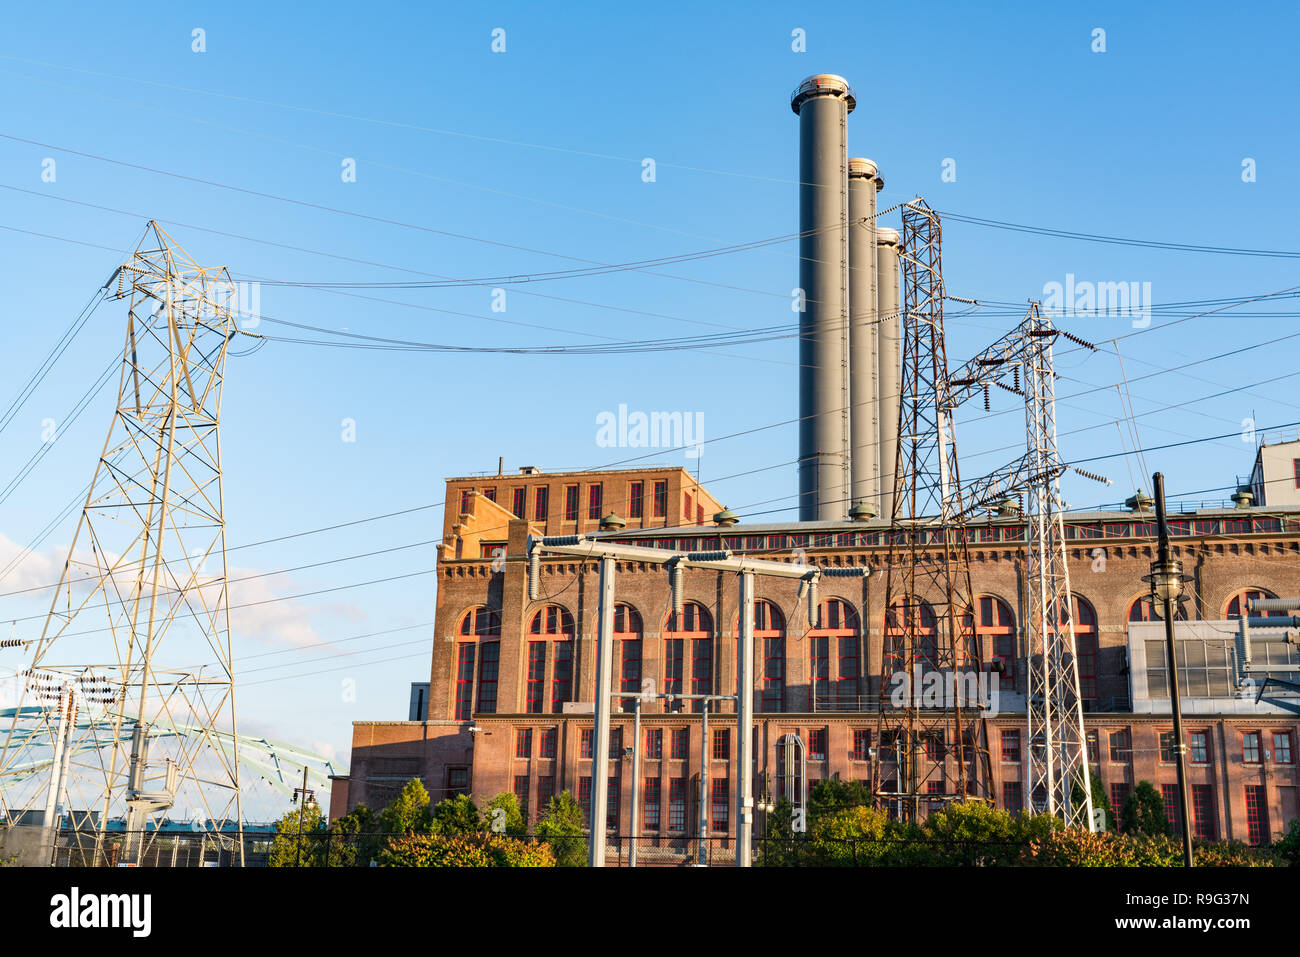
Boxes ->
[378,778,434,836]
[268,801,326,867]
[482,792,527,837]
[1121,780,1170,837]
[330,804,380,866]
[430,793,480,835]
[1071,767,1113,830]
[534,790,587,867]
[1273,817,1300,867]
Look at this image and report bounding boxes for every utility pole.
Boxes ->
[1147,473,1195,866]
[293,765,314,867]
[628,696,641,868]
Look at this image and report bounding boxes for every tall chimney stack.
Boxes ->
[792,74,854,522]
[876,226,902,520]
[848,158,882,519]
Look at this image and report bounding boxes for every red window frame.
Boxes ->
[668,778,686,831]
[1067,596,1098,700]
[459,489,473,514]
[652,480,668,517]
[1293,458,1300,489]
[1274,730,1294,765]
[645,728,662,760]
[580,729,594,760]
[629,481,644,519]
[683,491,692,521]
[643,777,660,831]
[1226,589,1279,619]
[1159,730,1178,764]
[664,639,684,701]
[670,728,688,760]
[755,601,786,712]
[482,486,496,503]
[515,728,532,759]
[666,603,713,711]
[1001,729,1021,763]
[811,598,861,707]
[475,641,499,714]
[852,729,871,761]
[454,643,475,721]
[514,775,530,820]
[578,776,592,827]
[1109,729,1131,762]
[1245,785,1269,845]
[538,775,555,810]
[564,484,579,522]
[511,486,526,518]
[885,596,936,676]
[809,728,827,762]
[712,728,730,761]
[710,777,729,831]
[1002,781,1023,812]
[534,486,549,522]
[1086,730,1099,764]
[1191,784,1216,840]
[531,606,576,713]
[539,727,557,759]
[1243,731,1262,764]
[1110,782,1131,814]
[525,642,546,714]
[1161,783,1181,834]
[696,504,704,525]
[588,483,603,520]
[974,596,1016,689]
[925,732,945,763]
[1189,731,1209,765]
[615,604,643,711]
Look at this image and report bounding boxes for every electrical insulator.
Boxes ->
[983,384,990,411]
[670,561,684,621]
[527,544,540,601]
[807,579,819,627]
[1013,365,1020,391]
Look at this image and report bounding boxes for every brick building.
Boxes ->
[333,466,1300,847]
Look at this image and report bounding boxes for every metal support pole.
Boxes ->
[629,697,641,868]
[699,699,709,866]
[589,555,616,867]
[737,571,755,867]
[1154,473,1195,867]
[40,682,72,867]
[295,764,308,867]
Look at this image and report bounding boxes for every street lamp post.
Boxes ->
[1143,472,1195,867]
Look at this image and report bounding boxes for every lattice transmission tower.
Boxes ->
[0,222,248,863]
[873,199,993,819]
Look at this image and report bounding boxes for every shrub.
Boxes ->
[1121,781,1170,837]
[534,790,587,867]
[379,833,556,867]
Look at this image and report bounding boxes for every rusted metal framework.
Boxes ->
[0,222,247,863]
[873,199,992,819]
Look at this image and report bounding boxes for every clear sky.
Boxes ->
[1,1,1297,817]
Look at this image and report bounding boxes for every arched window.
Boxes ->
[810,598,861,709]
[665,602,713,713]
[1062,596,1098,702]
[1226,588,1279,619]
[970,596,1016,690]
[530,605,575,714]
[884,596,938,677]
[457,607,501,718]
[755,601,787,712]
[1128,594,1188,622]
[614,603,643,712]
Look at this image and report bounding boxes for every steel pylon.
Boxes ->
[0,222,247,863]
[873,199,993,820]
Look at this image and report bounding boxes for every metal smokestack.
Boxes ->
[792,74,854,522]
[876,226,902,520]
[848,158,882,520]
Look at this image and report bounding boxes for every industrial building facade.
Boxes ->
[332,465,1300,847]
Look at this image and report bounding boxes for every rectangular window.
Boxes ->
[1293,458,1300,489]
[564,484,579,522]
[534,486,549,522]
[1161,784,1182,835]
[644,777,660,831]
[809,636,830,706]
[1245,785,1269,845]
[1109,729,1131,762]
[1191,784,1216,840]
[578,777,592,828]
[1110,782,1131,815]
[551,641,573,713]
[538,775,555,810]
[852,730,871,761]
[629,481,644,519]
[1086,730,1099,764]
[653,480,668,517]
[712,728,730,761]
[447,767,469,796]
[838,636,860,703]
[514,775,530,820]
[664,639,684,700]
[691,638,712,704]
[588,483,603,520]
[610,727,622,758]
[669,778,686,831]
[483,486,496,503]
[1001,729,1021,763]
[684,492,692,521]
[606,776,619,830]
[1274,731,1294,764]
[925,733,945,763]
[1159,730,1178,764]
[671,728,688,761]
[711,777,729,831]
[1189,731,1209,765]
[762,637,785,712]
[459,489,473,514]
[927,781,944,797]
[696,504,704,525]
[511,487,526,518]
[515,728,532,759]
[809,728,827,762]
[540,727,557,759]
[526,643,546,714]
[1002,781,1023,813]
[580,728,594,760]
[645,728,662,760]
[454,644,475,721]
[476,643,499,714]
[619,639,642,712]
[1243,731,1262,764]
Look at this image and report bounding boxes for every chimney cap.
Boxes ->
[876,226,901,247]
[848,157,878,179]
[713,506,739,527]
[791,74,856,114]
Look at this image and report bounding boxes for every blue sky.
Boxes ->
[1,1,1298,816]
